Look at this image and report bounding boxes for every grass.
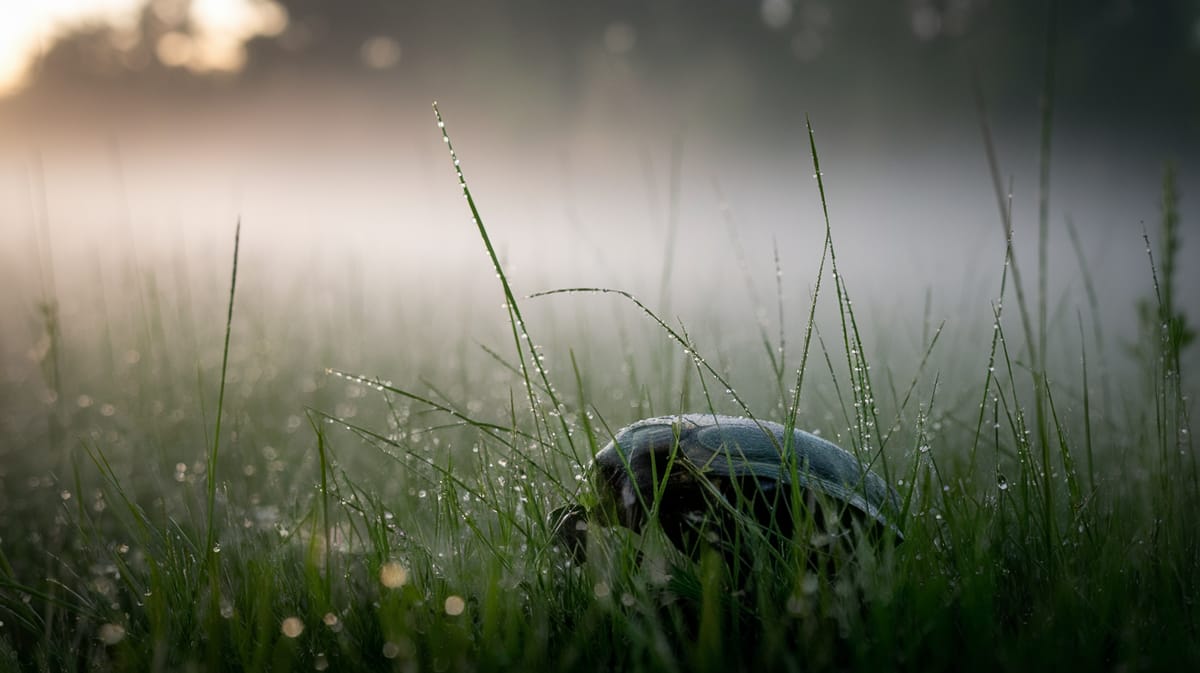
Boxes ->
[0,103,1196,672]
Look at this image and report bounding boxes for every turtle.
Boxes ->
[550,414,902,567]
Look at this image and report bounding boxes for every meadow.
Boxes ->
[0,106,1196,672]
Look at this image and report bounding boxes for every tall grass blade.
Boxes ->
[204,219,240,667]
[971,77,1038,368]
[431,102,575,459]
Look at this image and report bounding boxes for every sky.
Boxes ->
[0,0,1197,350]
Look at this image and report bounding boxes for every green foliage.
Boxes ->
[1136,162,1195,362]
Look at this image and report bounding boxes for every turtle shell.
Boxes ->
[591,414,902,541]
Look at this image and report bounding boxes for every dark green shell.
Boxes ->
[593,414,902,537]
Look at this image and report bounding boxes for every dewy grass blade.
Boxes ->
[202,218,239,668]
[205,221,239,559]
[431,102,574,456]
[973,77,1038,371]
[530,286,757,422]
[802,115,894,494]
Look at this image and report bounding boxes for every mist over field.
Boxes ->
[2,1,1197,344]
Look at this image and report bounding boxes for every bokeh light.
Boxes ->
[97,623,126,645]
[360,36,401,70]
[379,560,408,588]
[444,595,466,616]
[0,0,287,95]
[280,616,304,638]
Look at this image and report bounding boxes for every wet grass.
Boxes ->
[0,108,1196,672]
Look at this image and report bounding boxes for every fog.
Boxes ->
[1,0,1197,375]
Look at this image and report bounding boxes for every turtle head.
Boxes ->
[547,458,634,564]
[590,418,695,533]
[591,450,648,532]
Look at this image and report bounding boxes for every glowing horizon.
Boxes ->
[0,0,287,97]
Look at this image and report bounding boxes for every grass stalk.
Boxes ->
[1076,313,1097,493]
[1034,0,1060,571]
[205,221,240,555]
[203,220,240,667]
[971,78,1038,368]
[801,115,894,495]
[431,102,576,462]
[1066,216,1113,430]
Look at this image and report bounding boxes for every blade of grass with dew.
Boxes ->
[305,412,334,606]
[970,225,1015,478]
[430,102,576,464]
[801,115,895,501]
[972,77,1038,371]
[529,287,759,425]
[879,320,945,452]
[1077,312,1097,493]
[1066,216,1114,427]
[313,409,532,549]
[204,219,240,668]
